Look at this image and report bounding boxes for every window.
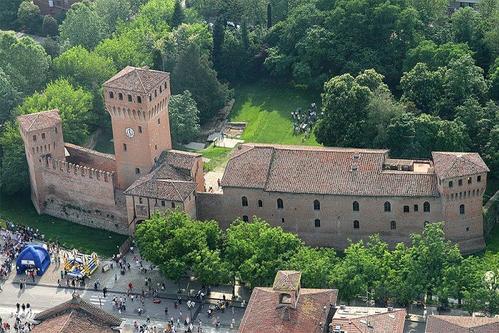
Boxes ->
[33,135,37,141]
[423,201,430,212]
[155,145,158,150]
[390,221,396,230]
[161,200,165,207]
[128,95,132,102]
[258,200,263,207]
[171,202,175,208]
[49,0,54,7]
[384,201,391,212]
[477,175,481,182]
[458,179,463,186]
[164,82,167,89]
[281,218,285,223]
[149,95,152,102]
[403,205,409,213]
[135,168,140,174]
[118,93,123,100]
[460,204,465,215]
[313,200,320,211]
[41,133,46,140]
[414,204,419,212]
[242,196,248,207]
[353,201,359,212]
[243,215,249,222]
[314,219,320,228]
[158,118,161,124]
[466,227,470,232]
[138,126,142,133]
[353,220,360,229]
[277,198,283,209]
[137,96,142,103]
[55,127,57,134]
[155,90,157,97]
[109,91,114,98]
[449,180,453,188]
[139,197,143,204]
[468,177,472,184]
[160,86,163,93]
[123,143,127,151]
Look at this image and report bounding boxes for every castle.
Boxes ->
[18,66,490,253]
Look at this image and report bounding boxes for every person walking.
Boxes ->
[103,287,108,297]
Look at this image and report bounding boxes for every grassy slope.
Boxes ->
[201,145,232,172]
[0,192,127,257]
[230,83,320,146]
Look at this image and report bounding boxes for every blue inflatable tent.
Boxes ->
[16,244,51,276]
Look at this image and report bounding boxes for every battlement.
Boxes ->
[42,156,115,184]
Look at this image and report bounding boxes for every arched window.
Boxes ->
[258,200,263,207]
[313,200,320,211]
[277,198,283,209]
[353,220,360,229]
[128,94,132,102]
[384,201,391,212]
[314,219,320,228]
[424,202,430,212]
[118,93,123,100]
[353,201,359,212]
[460,204,465,215]
[241,196,248,207]
[242,215,249,222]
[109,91,114,98]
[390,221,396,230]
[137,96,142,103]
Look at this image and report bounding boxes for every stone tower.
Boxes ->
[103,66,172,189]
[17,109,65,213]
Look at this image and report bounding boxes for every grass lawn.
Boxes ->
[230,83,320,146]
[200,145,232,172]
[0,192,127,257]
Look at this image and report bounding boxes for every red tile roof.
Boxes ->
[222,144,440,197]
[239,287,338,333]
[32,293,121,333]
[273,271,301,291]
[432,152,489,179]
[425,315,499,333]
[331,308,406,333]
[17,109,61,132]
[104,66,169,93]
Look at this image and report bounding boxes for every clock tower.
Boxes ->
[103,66,172,189]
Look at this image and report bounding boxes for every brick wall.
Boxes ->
[65,143,117,173]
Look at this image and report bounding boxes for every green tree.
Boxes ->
[16,79,93,144]
[0,0,23,29]
[490,58,499,101]
[168,90,200,144]
[455,99,497,153]
[0,121,29,194]
[224,219,303,289]
[41,37,61,58]
[0,68,21,125]
[172,43,230,123]
[41,15,58,36]
[409,0,448,25]
[59,1,106,49]
[403,40,472,72]
[212,15,225,70]
[288,246,336,289]
[0,31,50,95]
[192,248,230,286]
[95,0,130,33]
[171,0,184,28]
[17,0,41,33]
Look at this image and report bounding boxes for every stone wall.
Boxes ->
[196,192,225,223]
[39,157,128,234]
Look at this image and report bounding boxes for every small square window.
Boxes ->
[139,197,143,204]
[414,204,419,212]
[258,200,263,207]
[41,133,46,139]
[137,96,142,103]
[403,205,409,213]
[138,126,142,133]
[281,218,285,223]
[118,93,123,100]
[55,127,58,134]
[155,145,158,150]
[458,179,463,186]
[109,92,114,99]
[171,202,175,208]
[467,177,472,184]
[314,219,320,228]
[33,135,37,141]
[477,175,481,182]
[135,168,140,174]
[128,95,132,102]
[123,143,127,151]
[158,118,161,124]
[449,181,453,188]
[161,200,165,207]
[466,227,470,232]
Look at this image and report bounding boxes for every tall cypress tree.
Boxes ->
[212,15,225,69]
[267,3,272,29]
[241,19,249,50]
[171,0,184,28]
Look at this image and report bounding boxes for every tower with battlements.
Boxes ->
[103,66,172,189]
[18,110,65,213]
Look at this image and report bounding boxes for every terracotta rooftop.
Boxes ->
[32,293,121,333]
[331,307,406,333]
[103,66,169,93]
[17,109,61,132]
[432,152,489,179]
[222,144,442,197]
[273,271,301,291]
[425,315,499,333]
[239,287,338,333]
[124,150,198,201]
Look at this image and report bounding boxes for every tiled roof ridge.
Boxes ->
[134,69,147,93]
[168,149,202,157]
[18,109,60,131]
[57,310,75,333]
[244,143,389,153]
[437,315,498,328]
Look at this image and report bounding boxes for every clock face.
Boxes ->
[125,127,135,138]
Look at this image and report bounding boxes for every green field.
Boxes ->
[0,192,127,257]
[231,83,320,145]
[201,145,232,171]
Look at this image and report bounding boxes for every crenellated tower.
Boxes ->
[17,109,65,212]
[103,66,172,189]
